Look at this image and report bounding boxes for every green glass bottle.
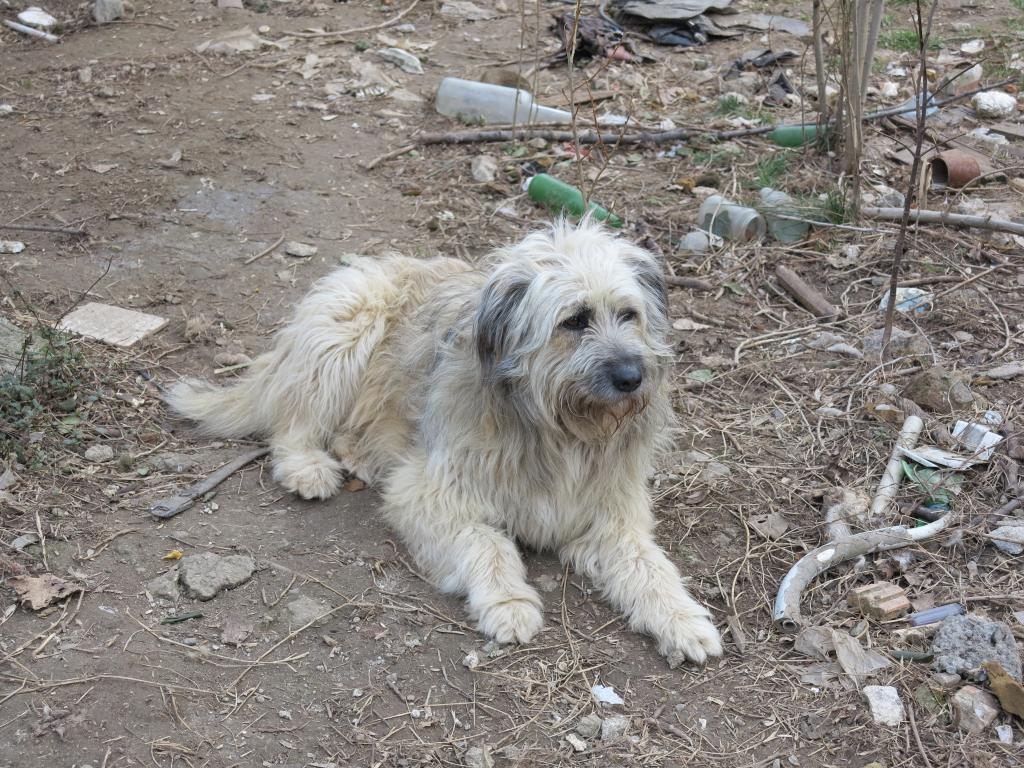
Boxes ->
[768,124,823,148]
[526,173,624,228]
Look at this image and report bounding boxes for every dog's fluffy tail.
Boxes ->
[165,361,272,438]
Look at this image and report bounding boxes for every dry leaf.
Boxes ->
[8,574,83,610]
[162,549,184,560]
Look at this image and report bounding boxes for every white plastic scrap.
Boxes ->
[897,418,1002,470]
[590,684,624,706]
[878,286,932,315]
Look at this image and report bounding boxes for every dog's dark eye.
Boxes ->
[561,309,591,331]
[620,309,638,323]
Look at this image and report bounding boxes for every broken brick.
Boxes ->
[848,581,911,621]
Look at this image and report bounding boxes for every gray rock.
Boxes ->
[576,712,602,738]
[93,0,124,23]
[951,685,999,733]
[903,366,975,413]
[221,618,253,646]
[0,318,36,375]
[147,568,180,601]
[861,327,929,359]
[464,746,494,768]
[600,714,630,742]
[990,525,1024,555]
[931,614,1021,681]
[284,241,318,258]
[151,452,200,474]
[280,594,327,626]
[178,552,256,601]
[470,155,498,183]
[862,685,904,726]
[84,444,114,463]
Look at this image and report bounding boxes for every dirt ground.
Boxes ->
[2,0,1024,766]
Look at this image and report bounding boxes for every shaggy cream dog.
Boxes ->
[168,220,723,665]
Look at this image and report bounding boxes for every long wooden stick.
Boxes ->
[149,446,270,518]
[862,206,1024,236]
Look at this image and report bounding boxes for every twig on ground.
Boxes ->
[0,223,87,236]
[666,275,715,292]
[243,234,284,265]
[149,446,270,518]
[283,0,421,39]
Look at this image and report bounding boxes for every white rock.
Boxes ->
[600,714,629,742]
[960,39,985,55]
[18,7,57,28]
[989,525,1024,555]
[461,650,480,669]
[84,444,115,463]
[862,685,904,727]
[973,91,1017,119]
[565,733,587,752]
[880,82,899,100]
[470,155,498,183]
[0,241,26,254]
[284,241,317,258]
[995,724,1014,744]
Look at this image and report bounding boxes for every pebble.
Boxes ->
[903,366,975,414]
[281,594,326,626]
[84,444,115,463]
[862,685,904,726]
[950,685,999,733]
[989,525,1024,555]
[464,746,494,768]
[565,733,587,752]
[575,712,602,738]
[461,650,480,669]
[470,155,498,183]
[147,568,181,601]
[284,241,318,258]
[600,714,629,742]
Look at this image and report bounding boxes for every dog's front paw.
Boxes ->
[274,453,342,500]
[477,596,544,644]
[659,613,723,667]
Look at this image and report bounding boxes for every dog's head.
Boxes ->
[475,218,670,441]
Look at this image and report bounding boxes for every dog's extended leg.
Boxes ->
[563,503,722,666]
[386,466,544,644]
[272,431,343,500]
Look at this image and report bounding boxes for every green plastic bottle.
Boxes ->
[768,124,823,148]
[526,173,624,227]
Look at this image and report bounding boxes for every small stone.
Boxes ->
[879,81,899,100]
[462,650,480,669]
[862,685,905,726]
[221,618,252,646]
[78,67,93,84]
[527,137,548,150]
[565,733,587,752]
[151,452,200,474]
[903,366,975,414]
[848,581,911,621]
[995,724,1014,744]
[950,685,999,733]
[470,155,498,183]
[861,327,929,359]
[213,352,252,369]
[576,713,603,739]
[600,714,629,742]
[147,568,180,601]
[280,594,326,626]
[84,444,115,463]
[929,672,961,690]
[284,241,318,258]
[177,552,256,601]
[93,0,125,24]
[989,525,1024,555]
[464,746,494,768]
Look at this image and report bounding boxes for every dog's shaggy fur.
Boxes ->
[168,220,723,665]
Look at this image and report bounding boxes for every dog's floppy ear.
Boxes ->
[475,267,531,374]
[629,251,669,332]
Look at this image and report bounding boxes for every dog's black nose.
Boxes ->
[610,361,643,393]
